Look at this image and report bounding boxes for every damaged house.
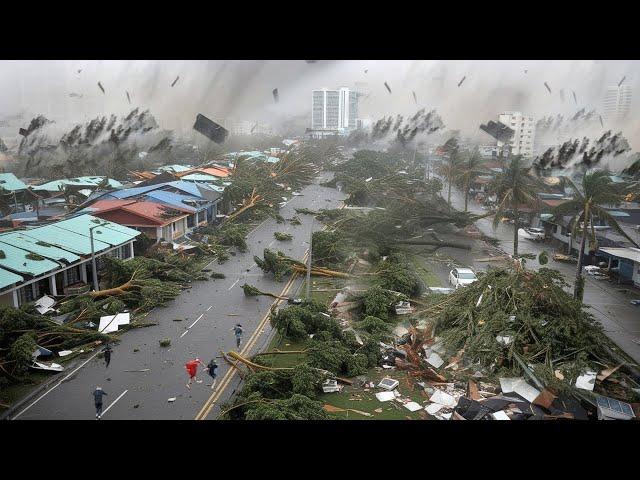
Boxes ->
[0,214,140,308]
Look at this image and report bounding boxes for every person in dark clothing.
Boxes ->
[103,344,112,368]
[206,359,218,389]
[93,386,108,419]
[231,324,244,349]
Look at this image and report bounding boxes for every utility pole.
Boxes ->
[306,218,313,299]
[89,222,108,292]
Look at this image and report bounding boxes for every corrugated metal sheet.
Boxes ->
[33,176,122,192]
[53,215,141,246]
[0,267,23,290]
[0,173,28,192]
[144,191,201,212]
[0,232,81,263]
[21,224,111,255]
[0,241,61,276]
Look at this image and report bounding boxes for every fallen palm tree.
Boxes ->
[241,283,289,300]
[226,350,294,371]
[254,249,351,281]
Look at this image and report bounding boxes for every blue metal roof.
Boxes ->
[143,191,202,212]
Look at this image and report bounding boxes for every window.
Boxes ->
[18,285,35,305]
[66,265,81,285]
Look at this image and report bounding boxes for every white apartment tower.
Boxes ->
[603,85,632,122]
[497,111,536,157]
[311,87,358,131]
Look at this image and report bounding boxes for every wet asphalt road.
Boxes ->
[12,173,345,420]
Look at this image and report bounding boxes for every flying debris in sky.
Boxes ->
[69,93,82,98]
[305,60,317,63]
[534,131,631,171]
[457,76,466,87]
[251,123,257,134]
[384,82,392,94]
[171,76,180,87]
[544,82,552,94]
[618,76,626,87]
[412,91,417,104]
[599,115,604,128]
[126,91,131,104]
[364,69,368,74]
[97,82,105,94]
[572,91,577,104]
[193,114,228,144]
[479,120,514,143]
[77,69,82,74]
[369,109,444,144]
[272,88,279,103]
[524,69,528,74]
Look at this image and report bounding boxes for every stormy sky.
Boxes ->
[1,60,639,149]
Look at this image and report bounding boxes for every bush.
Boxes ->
[375,253,421,296]
[362,286,398,321]
[357,315,391,336]
[8,333,37,374]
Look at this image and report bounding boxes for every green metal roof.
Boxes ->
[21,224,111,255]
[32,177,123,192]
[0,242,61,276]
[0,173,28,192]
[0,232,81,263]
[53,215,141,246]
[181,173,219,182]
[0,267,23,290]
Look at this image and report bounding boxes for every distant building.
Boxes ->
[603,85,632,122]
[311,87,358,132]
[497,112,536,158]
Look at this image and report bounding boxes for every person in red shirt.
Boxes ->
[185,358,206,389]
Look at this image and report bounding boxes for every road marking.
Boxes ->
[268,240,275,247]
[206,305,212,311]
[179,330,190,338]
[195,268,302,420]
[101,389,128,416]
[196,202,344,420]
[228,279,240,291]
[189,313,205,329]
[12,349,103,420]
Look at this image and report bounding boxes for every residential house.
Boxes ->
[0,214,140,308]
[83,199,193,242]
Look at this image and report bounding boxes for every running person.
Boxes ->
[206,358,218,389]
[185,358,206,389]
[93,386,108,420]
[232,324,244,349]
[103,344,112,368]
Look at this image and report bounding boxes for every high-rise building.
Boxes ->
[311,87,358,132]
[496,111,536,157]
[603,85,632,122]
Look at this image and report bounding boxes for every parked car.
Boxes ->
[518,227,546,241]
[449,268,478,289]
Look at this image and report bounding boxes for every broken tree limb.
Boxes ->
[395,239,471,250]
[226,351,293,371]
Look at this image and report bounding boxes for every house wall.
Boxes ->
[0,291,15,307]
[633,261,640,287]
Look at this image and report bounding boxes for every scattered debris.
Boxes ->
[272,88,279,103]
[384,82,392,94]
[378,378,400,390]
[457,76,466,87]
[97,82,105,94]
[171,76,180,87]
[193,113,228,144]
[575,371,597,391]
[544,82,552,94]
[375,391,395,402]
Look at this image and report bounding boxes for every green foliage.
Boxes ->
[361,286,400,321]
[430,266,621,382]
[0,250,6,259]
[25,253,45,261]
[274,232,293,241]
[8,333,37,374]
[270,300,333,341]
[254,248,296,281]
[375,253,421,296]
[159,339,171,347]
[210,272,226,279]
[312,230,349,267]
[538,250,549,265]
[243,394,329,420]
[357,316,392,336]
[289,216,302,225]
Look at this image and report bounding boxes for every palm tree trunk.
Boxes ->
[513,198,519,257]
[574,218,588,300]
[447,179,452,209]
[464,178,469,212]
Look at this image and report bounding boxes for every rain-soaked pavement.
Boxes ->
[10,173,345,420]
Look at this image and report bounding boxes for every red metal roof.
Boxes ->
[88,199,190,227]
[177,166,231,179]
[542,199,569,208]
